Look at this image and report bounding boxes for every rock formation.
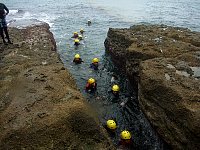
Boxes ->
[0,23,114,149]
[105,24,200,149]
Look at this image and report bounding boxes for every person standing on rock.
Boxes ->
[0,3,12,45]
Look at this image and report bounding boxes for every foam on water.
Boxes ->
[8,19,44,29]
[7,9,57,28]
[36,12,57,27]
[9,9,19,15]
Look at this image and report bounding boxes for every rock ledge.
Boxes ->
[0,23,113,149]
[105,24,200,149]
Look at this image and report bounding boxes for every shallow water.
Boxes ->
[4,0,200,149]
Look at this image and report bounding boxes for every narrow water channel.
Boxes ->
[51,2,168,150]
[57,23,167,150]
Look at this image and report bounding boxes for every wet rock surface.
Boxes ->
[105,24,200,149]
[0,23,114,149]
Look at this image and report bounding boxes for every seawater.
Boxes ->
[4,0,200,149]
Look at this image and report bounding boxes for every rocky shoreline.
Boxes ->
[0,23,114,149]
[105,24,200,149]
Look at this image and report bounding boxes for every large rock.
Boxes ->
[105,24,200,149]
[0,23,114,149]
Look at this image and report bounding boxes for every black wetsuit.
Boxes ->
[107,90,120,102]
[112,91,119,98]
[0,3,9,19]
[118,139,135,149]
[0,3,11,44]
[90,63,99,70]
[85,83,97,93]
[73,58,83,64]
[74,42,80,46]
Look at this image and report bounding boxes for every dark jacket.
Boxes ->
[90,63,98,70]
[118,139,134,149]
[71,34,78,38]
[74,42,80,46]
[85,83,97,92]
[73,58,83,64]
[107,90,120,101]
[0,3,9,19]
[112,91,120,98]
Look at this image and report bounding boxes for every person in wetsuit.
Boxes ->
[90,58,99,70]
[87,20,91,26]
[0,3,12,44]
[71,31,79,38]
[73,54,83,64]
[118,130,134,149]
[111,84,120,98]
[80,28,84,34]
[85,78,97,93]
[104,119,117,138]
[74,38,80,46]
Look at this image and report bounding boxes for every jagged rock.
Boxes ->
[0,23,114,149]
[105,24,200,149]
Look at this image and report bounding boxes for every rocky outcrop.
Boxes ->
[0,23,114,149]
[105,25,200,149]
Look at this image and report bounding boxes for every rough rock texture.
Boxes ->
[0,23,114,149]
[105,24,200,149]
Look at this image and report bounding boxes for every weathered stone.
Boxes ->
[105,24,200,149]
[140,57,200,149]
[0,23,114,149]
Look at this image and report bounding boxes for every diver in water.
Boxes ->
[85,78,97,93]
[74,38,80,46]
[111,84,120,98]
[104,119,117,138]
[73,54,83,64]
[107,84,120,102]
[87,20,91,26]
[90,58,99,70]
[80,28,84,34]
[71,31,79,38]
[118,130,134,149]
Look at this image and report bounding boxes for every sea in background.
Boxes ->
[3,0,200,149]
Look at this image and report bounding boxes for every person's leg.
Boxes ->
[0,18,6,44]
[3,27,12,43]
[0,27,6,44]
[2,18,12,44]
